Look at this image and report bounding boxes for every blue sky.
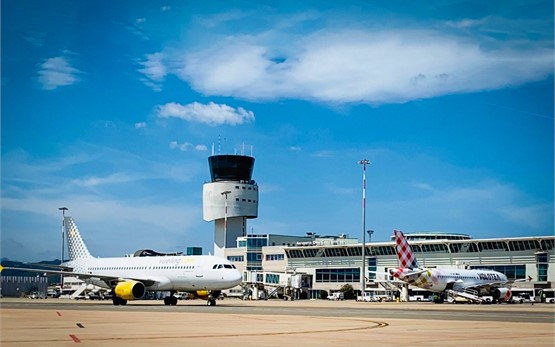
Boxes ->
[1,0,553,262]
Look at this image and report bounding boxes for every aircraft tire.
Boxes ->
[112,296,127,306]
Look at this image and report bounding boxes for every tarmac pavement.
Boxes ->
[1,298,553,346]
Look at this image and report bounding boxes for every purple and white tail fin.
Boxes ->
[394,230,419,269]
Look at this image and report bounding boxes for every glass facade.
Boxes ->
[469,264,526,280]
[367,257,377,280]
[246,236,267,271]
[208,155,254,182]
[537,252,548,282]
[265,274,280,284]
[266,254,284,261]
[227,255,244,262]
[315,268,360,283]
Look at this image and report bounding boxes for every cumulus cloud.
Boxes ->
[172,29,552,105]
[156,101,255,126]
[134,122,147,129]
[169,141,208,151]
[37,56,81,90]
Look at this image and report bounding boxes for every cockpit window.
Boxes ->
[224,264,232,269]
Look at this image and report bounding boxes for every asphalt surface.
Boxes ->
[1,298,554,346]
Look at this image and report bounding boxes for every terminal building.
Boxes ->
[202,153,555,301]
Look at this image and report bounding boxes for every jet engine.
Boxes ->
[194,290,210,300]
[193,290,221,300]
[114,280,146,300]
[492,288,512,302]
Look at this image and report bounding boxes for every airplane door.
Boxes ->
[195,262,203,278]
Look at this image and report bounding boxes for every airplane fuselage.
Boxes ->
[64,255,242,291]
[391,267,508,293]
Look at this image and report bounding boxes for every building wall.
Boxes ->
[1,276,48,297]
[226,235,555,293]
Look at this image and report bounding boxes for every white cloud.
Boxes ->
[371,180,554,234]
[173,29,552,105]
[37,56,81,90]
[156,101,255,126]
[138,53,167,91]
[169,141,208,151]
[135,122,147,129]
[0,145,209,260]
[71,173,136,187]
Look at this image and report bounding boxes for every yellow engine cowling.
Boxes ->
[194,290,210,300]
[193,290,221,300]
[114,281,146,300]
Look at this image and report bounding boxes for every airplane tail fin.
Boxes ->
[394,229,419,269]
[65,216,93,261]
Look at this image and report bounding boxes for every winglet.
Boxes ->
[394,229,419,269]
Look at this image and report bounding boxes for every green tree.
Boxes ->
[339,283,355,300]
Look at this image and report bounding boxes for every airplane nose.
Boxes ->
[231,270,242,286]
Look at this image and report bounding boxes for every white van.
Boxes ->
[328,292,344,301]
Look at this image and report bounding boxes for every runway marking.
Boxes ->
[66,318,389,343]
[76,323,85,328]
[69,334,81,343]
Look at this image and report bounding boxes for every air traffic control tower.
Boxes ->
[203,154,258,258]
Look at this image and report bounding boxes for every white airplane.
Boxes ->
[2,216,242,306]
[389,229,523,303]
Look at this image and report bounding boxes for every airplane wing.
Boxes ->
[1,266,157,287]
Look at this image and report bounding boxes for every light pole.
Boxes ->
[306,232,316,245]
[359,159,370,294]
[58,207,68,289]
[367,230,374,243]
[221,191,231,249]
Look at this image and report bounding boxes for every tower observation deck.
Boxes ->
[203,154,259,258]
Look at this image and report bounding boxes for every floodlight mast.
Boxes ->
[358,159,370,294]
[58,207,68,289]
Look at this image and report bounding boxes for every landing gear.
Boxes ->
[206,290,220,306]
[112,296,127,306]
[164,296,178,305]
[164,291,178,306]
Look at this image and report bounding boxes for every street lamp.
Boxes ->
[58,207,68,289]
[306,232,316,245]
[358,159,371,294]
[367,230,374,243]
[221,191,231,249]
